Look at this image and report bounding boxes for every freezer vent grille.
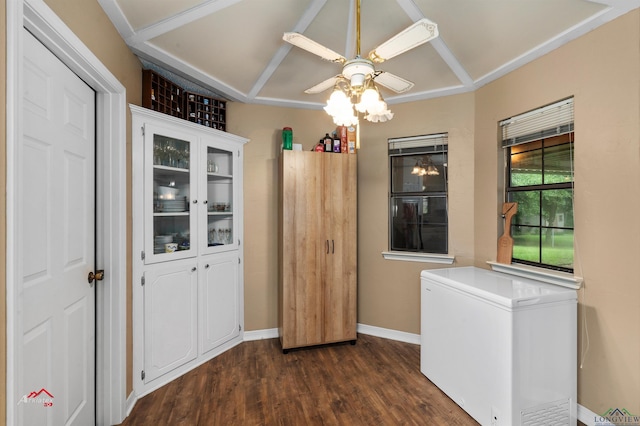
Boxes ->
[521,399,570,426]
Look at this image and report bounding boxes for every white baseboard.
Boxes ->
[243,324,421,345]
[125,391,137,417]
[356,323,421,345]
[243,327,279,341]
[577,404,614,426]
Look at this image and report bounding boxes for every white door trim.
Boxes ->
[6,0,128,424]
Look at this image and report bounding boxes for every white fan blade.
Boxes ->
[283,33,346,63]
[368,18,439,63]
[374,72,414,93]
[304,75,341,94]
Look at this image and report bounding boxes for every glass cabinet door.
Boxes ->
[144,124,198,264]
[202,142,237,254]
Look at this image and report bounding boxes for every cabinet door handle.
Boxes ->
[192,199,198,204]
[205,264,210,269]
[326,240,329,254]
[203,200,208,204]
[191,267,197,272]
[332,240,335,254]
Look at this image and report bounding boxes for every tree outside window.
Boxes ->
[507,133,574,272]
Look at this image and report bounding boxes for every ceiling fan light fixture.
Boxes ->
[426,164,440,176]
[355,87,379,112]
[284,0,440,128]
[350,73,366,88]
[365,109,394,123]
[324,85,359,127]
[342,58,375,80]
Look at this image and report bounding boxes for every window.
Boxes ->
[388,134,448,254]
[501,98,574,272]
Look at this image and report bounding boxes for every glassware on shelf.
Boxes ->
[154,137,190,169]
[208,227,232,246]
[208,202,230,212]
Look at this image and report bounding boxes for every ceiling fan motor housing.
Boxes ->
[343,57,375,87]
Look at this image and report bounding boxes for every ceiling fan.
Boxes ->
[282,0,439,96]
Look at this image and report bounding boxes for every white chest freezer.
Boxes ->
[420,267,577,426]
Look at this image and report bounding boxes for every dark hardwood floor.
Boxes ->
[120,334,478,425]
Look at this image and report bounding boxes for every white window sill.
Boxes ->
[487,261,583,290]
[382,251,455,264]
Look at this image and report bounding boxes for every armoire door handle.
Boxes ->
[332,240,334,254]
[326,240,329,254]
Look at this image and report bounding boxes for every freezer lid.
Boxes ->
[421,267,577,307]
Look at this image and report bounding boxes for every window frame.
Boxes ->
[501,98,575,273]
[387,134,449,256]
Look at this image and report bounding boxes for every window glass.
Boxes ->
[543,143,573,184]
[510,148,542,187]
[506,132,574,272]
[389,138,448,255]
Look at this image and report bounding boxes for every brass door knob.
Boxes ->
[88,270,105,284]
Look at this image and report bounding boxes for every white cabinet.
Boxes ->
[199,251,240,355]
[143,262,198,383]
[131,105,248,396]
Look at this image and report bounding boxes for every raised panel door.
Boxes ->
[199,252,240,354]
[20,30,96,426]
[143,262,198,383]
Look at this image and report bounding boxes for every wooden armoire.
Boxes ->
[278,150,357,352]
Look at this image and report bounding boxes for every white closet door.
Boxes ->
[20,29,96,426]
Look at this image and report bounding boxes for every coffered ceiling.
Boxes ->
[99,0,638,109]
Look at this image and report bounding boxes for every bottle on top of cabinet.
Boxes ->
[323,133,333,152]
[282,127,293,150]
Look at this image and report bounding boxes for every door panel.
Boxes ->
[324,155,358,342]
[20,30,96,426]
[200,252,239,354]
[143,123,199,264]
[144,263,198,383]
[280,152,324,348]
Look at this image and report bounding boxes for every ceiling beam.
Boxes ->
[395,0,473,87]
[126,0,243,46]
[247,0,328,99]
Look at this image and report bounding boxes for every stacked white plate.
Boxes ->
[154,235,172,253]
[160,198,186,212]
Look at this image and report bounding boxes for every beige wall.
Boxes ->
[226,104,340,330]
[473,10,640,414]
[1,0,638,422]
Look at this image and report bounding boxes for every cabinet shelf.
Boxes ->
[154,165,190,173]
[207,172,232,179]
[154,212,189,217]
[142,70,183,118]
